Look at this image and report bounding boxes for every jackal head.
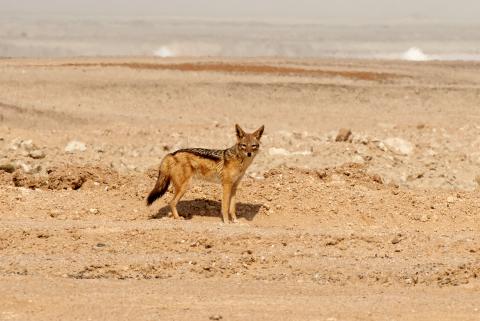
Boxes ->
[235,124,264,158]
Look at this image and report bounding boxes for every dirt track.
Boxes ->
[1,58,480,320]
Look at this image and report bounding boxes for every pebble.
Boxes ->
[48,209,63,218]
[352,155,364,163]
[391,236,402,244]
[335,128,352,142]
[475,175,480,187]
[383,137,413,156]
[9,139,36,152]
[419,214,429,222]
[65,140,87,153]
[16,162,41,174]
[20,140,35,151]
[209,315,223,320]
[352,134,369,144]
[268,147,290,156]
[0,163,16,173]
[316,170,327,179]
[29,150,46,159]
[376,141,387,152]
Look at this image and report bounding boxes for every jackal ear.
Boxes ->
[235,124,246,139]
[253,125,264,140]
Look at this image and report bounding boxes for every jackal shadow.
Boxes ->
[150,198,264,221]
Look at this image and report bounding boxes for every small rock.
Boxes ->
[475,175,480,187]
[96,243,106,247]
[9,139,36,151]
[20,140,35,151]
[447,196,455,204]
[9,139,20,150]
[0,163,16,173]
[48,209,63,218]
[407,172,424,181]
[383,137,413,156]
[335,128,352,142]
[391,236,402,244]
[126,164,137,171]
[352,155,364,163]
[416,123,426,130]
[291,150,312,156]
[209,315,223,320]
[268,147,290,156]
[351,134,369,144]
[370,173,383,184]
[376,141,387,152]
[292,132,302,139]
[316,170,327,179]
[9,139,35,152]
[94,145,106,153]
[89,208,100,215]
[16,162,41,174]
[65,141,87,153]
[17,162,32,173]
[419,214,429,222]
[29,150,45,159]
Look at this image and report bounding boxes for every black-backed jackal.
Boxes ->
[147,124,264,223]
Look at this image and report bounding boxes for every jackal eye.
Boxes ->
[240,144,247,149]
[252,144,259,149]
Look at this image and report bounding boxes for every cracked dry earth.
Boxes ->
[1,58,480,321]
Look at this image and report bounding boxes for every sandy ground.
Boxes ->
[1,57,480,320]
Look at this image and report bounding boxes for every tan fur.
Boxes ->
[147,124,264,223]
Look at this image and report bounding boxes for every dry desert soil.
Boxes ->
[1,57,480,320]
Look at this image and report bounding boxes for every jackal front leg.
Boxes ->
[221,183,232,223]
[229,182,239,223]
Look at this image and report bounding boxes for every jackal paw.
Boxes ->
[231,218,238,224]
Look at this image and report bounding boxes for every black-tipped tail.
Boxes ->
[146,174,170,206]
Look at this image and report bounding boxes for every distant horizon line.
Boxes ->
[2,11,480,25]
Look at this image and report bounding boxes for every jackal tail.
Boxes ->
[146,156,172,205]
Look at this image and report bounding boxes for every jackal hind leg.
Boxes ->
[170,178,190,219]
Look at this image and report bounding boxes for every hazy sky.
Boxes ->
[3,0,480,22]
